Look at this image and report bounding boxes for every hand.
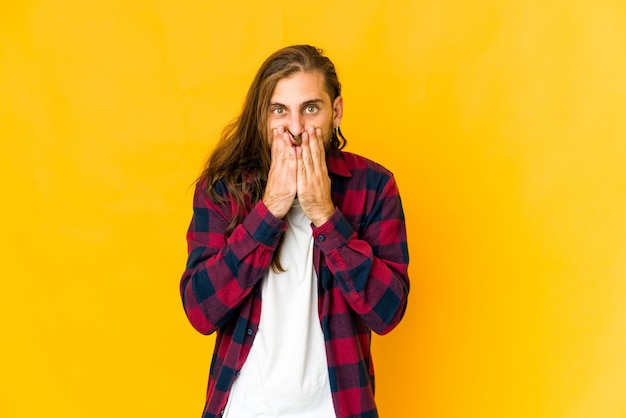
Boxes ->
[296,126,335,227]
[263,127,297,219]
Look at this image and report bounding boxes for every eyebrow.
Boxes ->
[269,99,324,108]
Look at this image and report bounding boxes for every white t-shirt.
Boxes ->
[223,200,336,418]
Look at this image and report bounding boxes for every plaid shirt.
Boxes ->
[180,149,410,418]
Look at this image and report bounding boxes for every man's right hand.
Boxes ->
[262,127,297,219]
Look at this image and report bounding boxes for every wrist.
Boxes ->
[310,207,335,227]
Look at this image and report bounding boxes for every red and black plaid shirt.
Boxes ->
[180,149,410,418]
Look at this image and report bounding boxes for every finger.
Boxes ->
[309,126,326,152]
[282,140,298,168]
[296,135,308,183]
[299,129,315,174]
[282,130,293,147]
[312,127,328,171]
[270,126,282,148]
[271,129,284,161]
[303,126,325,174]
[272,127,286,147]
[270,129,293,169]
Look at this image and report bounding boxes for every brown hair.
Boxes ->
[198,45,346,271]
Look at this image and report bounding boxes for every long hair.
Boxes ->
[199,45,346,271]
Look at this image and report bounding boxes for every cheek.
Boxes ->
[267,118,279,129]
[267,119,281,138]
[263,131,271,148]
[266,119,278,143]
[323,121,334,144]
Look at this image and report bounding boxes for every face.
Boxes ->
[267,71,343,147]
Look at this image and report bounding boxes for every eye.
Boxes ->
[304,105,318,114]
[272,107,285,115]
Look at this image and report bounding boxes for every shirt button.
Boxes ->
[247,328,254,336]
[317,234,325,242]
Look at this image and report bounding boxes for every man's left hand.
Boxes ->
[296,125,335,227]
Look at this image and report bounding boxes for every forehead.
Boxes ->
[270,71,331,104]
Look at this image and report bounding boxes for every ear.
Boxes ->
[332,96,344,128]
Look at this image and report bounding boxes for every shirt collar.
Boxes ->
[326,148,352,178]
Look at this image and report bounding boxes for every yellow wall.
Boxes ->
[2,1,625,417]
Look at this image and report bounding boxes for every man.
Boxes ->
[180,45,409,418]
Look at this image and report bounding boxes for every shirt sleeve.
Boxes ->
[312,173,410,335]
[180,182,286,335]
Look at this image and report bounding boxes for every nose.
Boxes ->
[287,114,304,138]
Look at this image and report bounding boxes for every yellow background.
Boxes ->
[2,1,625,417]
